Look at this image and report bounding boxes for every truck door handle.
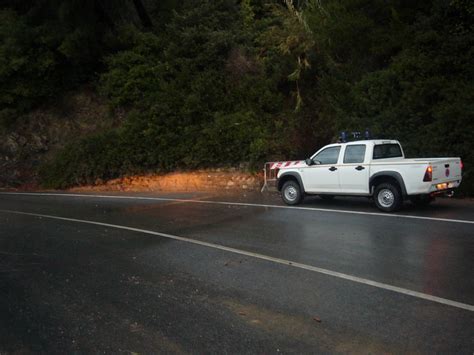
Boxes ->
[329,166,337,171]
[355,166,365,171]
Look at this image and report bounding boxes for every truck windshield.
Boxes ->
[373,144,402,159]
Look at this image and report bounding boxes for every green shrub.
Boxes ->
[41,131,125,188]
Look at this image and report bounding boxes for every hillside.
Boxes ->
[1,0,473,194]
[0,89,120,188]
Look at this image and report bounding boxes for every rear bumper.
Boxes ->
[428,180,461,193]
[430,188,456,197]
[407,179,461,196]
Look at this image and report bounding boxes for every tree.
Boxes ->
[132,0,153,28]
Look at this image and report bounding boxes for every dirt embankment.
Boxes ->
[70,169,263,193]
[0,88,122,189]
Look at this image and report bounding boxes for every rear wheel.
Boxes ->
[374,183,402,212]
[281,180,303,205]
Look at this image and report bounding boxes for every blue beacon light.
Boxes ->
[340,131,347,142]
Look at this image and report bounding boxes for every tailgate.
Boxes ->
[431,158,462,183]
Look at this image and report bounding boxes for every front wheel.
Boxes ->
[374,183,402,212]
[281,180,303,205]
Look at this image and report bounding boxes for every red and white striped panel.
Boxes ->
[269,161,305,170]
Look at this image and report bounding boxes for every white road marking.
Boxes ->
[1,191,474,225]
[1,208,473,312]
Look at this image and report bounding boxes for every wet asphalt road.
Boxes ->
[0,191,473,353]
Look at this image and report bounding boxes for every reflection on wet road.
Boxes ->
[0,192,473,353]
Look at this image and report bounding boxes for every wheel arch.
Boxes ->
[277,172,305,193]
[369,171,407,196]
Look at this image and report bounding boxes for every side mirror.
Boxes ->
[305,158,313,166]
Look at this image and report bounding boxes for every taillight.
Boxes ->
[460,160,463,170]
[423,166,433,182]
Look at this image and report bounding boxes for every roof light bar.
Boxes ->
[339,129,371,143]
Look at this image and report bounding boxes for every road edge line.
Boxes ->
[1,208,473,312]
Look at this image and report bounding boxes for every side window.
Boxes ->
[313,146,341,165]
[373,144,403,159]
[343,145,366,164]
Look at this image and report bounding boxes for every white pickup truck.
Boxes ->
[276,140,463,212]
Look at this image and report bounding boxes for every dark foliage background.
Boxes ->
[1,0,472,193]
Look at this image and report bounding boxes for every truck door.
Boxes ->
[338,144,369,194]
[302,146,341,193]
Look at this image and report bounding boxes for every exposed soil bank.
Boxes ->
[68,169,263,193]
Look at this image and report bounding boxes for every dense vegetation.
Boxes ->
[1,0,473,193]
